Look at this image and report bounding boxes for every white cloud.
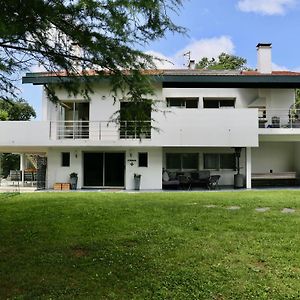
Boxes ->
[272,62,289,70]
[175,36,235,65]
[237,0,296,15]
[147,36,235,69]
[144,51,177,69]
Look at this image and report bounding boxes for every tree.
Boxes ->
[0,109,8,121]
[0,98,36,120]
[0,0,184,104]
[196,53,248,70]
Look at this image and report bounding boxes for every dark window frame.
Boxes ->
[138,152,148,167]
[167,97,199,109]
[166,153,199,170]
[203,153,236,170]
[203,98,236,109]
[61,152,70,167]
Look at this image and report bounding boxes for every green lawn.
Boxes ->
[1,191,300,299]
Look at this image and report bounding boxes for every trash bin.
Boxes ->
[134,174,141,190]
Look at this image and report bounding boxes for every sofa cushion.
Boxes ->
[191,172,199,180]
[162,170,169,182]
[169,172,177,180]
[199,170,210,179]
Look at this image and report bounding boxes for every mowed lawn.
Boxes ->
[1,191,300,299]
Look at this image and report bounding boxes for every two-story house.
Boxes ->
[1,43,300,190]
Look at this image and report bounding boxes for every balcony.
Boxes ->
[50,121,151,140]
[0,109,259,148]
[258,108,300,129]
[257,108,300,141]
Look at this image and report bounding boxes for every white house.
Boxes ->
[1,43,300,190]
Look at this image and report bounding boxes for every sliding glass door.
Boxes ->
[59,102,89,138]
[83,152,125,187]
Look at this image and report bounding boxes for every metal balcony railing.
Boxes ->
[50,120,151,140]
[258,108,300,129]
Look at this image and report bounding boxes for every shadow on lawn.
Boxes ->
[0,192,20,200]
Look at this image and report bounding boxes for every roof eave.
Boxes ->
[22,73,300,88]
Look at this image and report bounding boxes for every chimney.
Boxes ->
[188,59,195,70]
[257,43,272,74]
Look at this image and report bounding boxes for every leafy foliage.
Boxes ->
[0,98,36,120]
[0,0,185,104]
[295,89,300,107]
[1,154,19,177]
[0,109,8,121]
[196,53,248,70]
[110,70,158,136]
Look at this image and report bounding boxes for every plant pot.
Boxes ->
[134,175,141,190]
[70,177,78,190]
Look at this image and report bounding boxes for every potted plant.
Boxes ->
[134,173,141,190]
[70,172,78,190]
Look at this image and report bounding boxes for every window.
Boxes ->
[167,98,199,108]
[204,153,236,170]
[120,102,151,139]
[203,153,219,169]
[138,152,148,167]
[166,153,198,170]
[203,98,235,109]
[59,102,90,139]
[61,152,70,167]
[220,153,236,169]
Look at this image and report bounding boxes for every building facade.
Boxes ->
[1,43,300,190]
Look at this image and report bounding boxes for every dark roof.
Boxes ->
[22,69,300,88]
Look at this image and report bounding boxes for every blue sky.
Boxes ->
[22,0,300,119]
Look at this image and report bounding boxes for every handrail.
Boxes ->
[50,120,151,140]
[258,108,300,129]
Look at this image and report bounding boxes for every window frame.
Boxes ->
[61,152,70,167]
[138,152,148,167]
[203,153,236,170]
[165,153,199,170]
[166,97,199,109]
[203,97,236,109]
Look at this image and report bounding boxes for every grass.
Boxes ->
[1,190,300,299]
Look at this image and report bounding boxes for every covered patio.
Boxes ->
[0,152,47,189]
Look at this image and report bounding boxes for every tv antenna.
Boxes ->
[183,51,191,66]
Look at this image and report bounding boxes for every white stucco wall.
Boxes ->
[161,87,259,109]
[44,85,295,123]
[252,142,295,173]
[47,147,162,190]
[269,89,295,110]
[47,148,82,188]
[125,148,162,190]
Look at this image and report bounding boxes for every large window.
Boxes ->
[166,153,198,170]
[203,153,236,170]
[203,98,235,109]
[120,102,151,139]
[167,98,199,108]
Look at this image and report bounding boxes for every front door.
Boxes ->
[83,152,125,187]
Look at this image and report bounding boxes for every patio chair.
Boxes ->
[178,174,192,190]
[208,175,221,190]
